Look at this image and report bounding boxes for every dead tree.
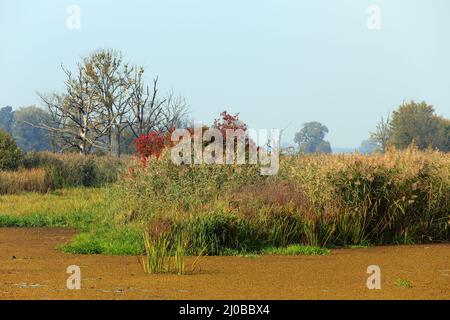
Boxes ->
[39,65,112,155]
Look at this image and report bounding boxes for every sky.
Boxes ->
[1,0,449,148]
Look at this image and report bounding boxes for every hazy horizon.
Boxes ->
[1,0,450,148]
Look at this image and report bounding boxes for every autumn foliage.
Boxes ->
[133,131,168,166]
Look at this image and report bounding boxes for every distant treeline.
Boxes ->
[1,48,449,157]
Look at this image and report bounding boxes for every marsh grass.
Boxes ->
[0,152,127,195]
[138,223,205,275]
[0,168,51,194]
[263,245,331,255]
[117,147,449,254]
[0,187,105,220]
[2,147,448,257]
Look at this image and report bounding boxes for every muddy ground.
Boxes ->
[0,228,448,299]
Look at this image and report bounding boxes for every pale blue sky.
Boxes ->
[1,0,449,147]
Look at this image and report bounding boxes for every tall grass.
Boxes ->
[0,152,128,194]
[116,147,449,254]
[0,168,50,194]
[138,218,198,274]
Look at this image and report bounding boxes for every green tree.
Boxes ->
[12,106,52,152]
[294,121,332,154]
[0,106,14,133]
[358,138,381,154]
[0,129,23,170]
[389,101,449,151]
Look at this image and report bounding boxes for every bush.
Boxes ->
[0,129,23,170]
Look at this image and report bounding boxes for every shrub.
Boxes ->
[133,131,167,162]
[0,129,23,170]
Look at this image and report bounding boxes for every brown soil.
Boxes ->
[0,228,448,300]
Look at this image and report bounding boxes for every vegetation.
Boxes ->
[262,245,330,256]
[395,278,413,288]
[0,152,127,194]
[358,138,381,154]
[109,146,449,257]
[0,129,23,170]
[294,121,332,154]
[12,106,53,152]
[371,101,450,152]
[36,49,189,156]
[0,147,448,262]
[0,168,50,194]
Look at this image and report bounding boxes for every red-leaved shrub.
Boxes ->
[133,131,167,166]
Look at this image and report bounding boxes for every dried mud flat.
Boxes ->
[0,228,448,300]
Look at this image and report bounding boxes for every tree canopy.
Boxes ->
[294,121,332,154]
[371,101,449,152]
[0,129,23,170]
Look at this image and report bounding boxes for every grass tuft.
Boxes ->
[395,278,413,288]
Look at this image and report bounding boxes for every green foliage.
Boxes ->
[0,212,92,228]
[389,101,449,151]
[12,106,52,152]
[0,106,14,133]
[0,129,23,170]
[262,245,331,255]
[0,188,101,228]
[395,278,413,288]
[294,121,332,154]
[358,138,381,154]
[116,147,448,255]
[1,148,448,257]
[61,226,143,255]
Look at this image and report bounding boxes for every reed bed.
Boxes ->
[0,168,51,194]
[116,147,449,256]
[0,152,128,194]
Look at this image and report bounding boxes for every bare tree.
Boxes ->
[160,92,190,130]
[37,92,68,153]
[83,49,133,156]
[128,72,166,138]
[37,49,191,156]
[370,115,392,153]
[39,64,112,155]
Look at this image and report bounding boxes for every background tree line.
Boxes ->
[365,100,449,153]
[293,100,449,154]
[1,49,449,156]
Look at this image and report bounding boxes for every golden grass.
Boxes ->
[0,168,51,194]
[0,187,107,217]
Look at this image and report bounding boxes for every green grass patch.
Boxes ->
[395,278,413,288]
[60,226,143,255]
[0,212,94,229]
[262,244,331,256]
